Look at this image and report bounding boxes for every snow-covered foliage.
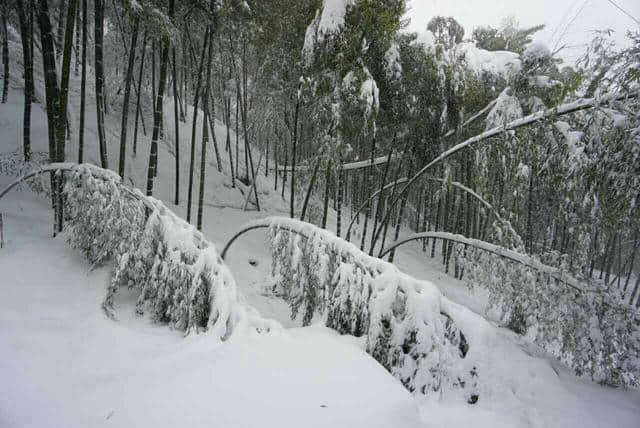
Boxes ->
[0,151,49,194]
[63,165,277,338]
[485,88,523,129]
[260,217,478,402]
[303,0,355,63]
[455,43,521,80]
[457,242,640,388]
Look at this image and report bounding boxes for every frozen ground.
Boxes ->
[1,52,640,427]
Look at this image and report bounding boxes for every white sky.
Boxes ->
[405,0,640,62]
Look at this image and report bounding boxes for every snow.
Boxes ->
[316,0,354,39]
[523,42,552,64]
[485,88,523,130]
[415,31,436,53]
[2,38,640,426]
[359,70,379,119]
[0,183,423,428]
[303,0,355,62]
[384,42,402,79]
[455,43,521,79]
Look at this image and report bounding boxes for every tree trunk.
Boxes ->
[55,0,65,57]
[118,16,140,178]
[16,0,33,160]
[78,0,87,163]
[322,162,331,229]
[54,0,78,233]
[172,47,180,205]
[94,0,108,168]
[145,0,173,197]
[225,97,235,187]
[74,2,79,77]
[290,95,300,218]
[1,8,9,104]
[299,160,320,222]
[336,167,343,237]
[133,31,148,155]
[37,0,59,210]
[186,28,210,222]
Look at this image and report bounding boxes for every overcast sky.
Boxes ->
[404,0,640,62]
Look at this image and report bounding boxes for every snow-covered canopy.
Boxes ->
[455,43,521,79]
[303,0,355,63]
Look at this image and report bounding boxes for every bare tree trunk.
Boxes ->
[94,0,108,168]
[133,31,148,155]
[55,0,65,57]
[16,0,33,159]
[1,7,8,104]
[78,0,87,162]
[118,16,139,178]
[145,0,173,196]
[225,97,235,187]
[369,148,393,255]
[336,166,343,237]
[74,2,79,76]
[186,28,210,222]
[289,95,300,218]
[37,0,59,209]
[172,47,180,205]
[54,0,78,232]
[322,162,331,229]
[300,160,320,222]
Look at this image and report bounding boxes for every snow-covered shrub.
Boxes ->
[63,165,277,338]
[264,217,477,402]
[457,243,640,388]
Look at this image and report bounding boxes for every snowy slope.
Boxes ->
[2,36,640,427]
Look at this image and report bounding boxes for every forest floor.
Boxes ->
[1,50,640,427]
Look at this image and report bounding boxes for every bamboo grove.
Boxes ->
[1,1,639,337]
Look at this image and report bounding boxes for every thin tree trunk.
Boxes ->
[37,0,59,211]
[133,31,148,155]
[94,0,108,168]
[1,8,8,104]
[186,28,210,222]
[74,2,79,76]
[336,166,343,237]
[322,162,331,229]
[16,0,33,160]
[290,95,300,218]
[299,160,320,221]
[172,47,180,205]
[55,0,65,57]
[145,0,173,197]
[54,0,78,232]
[117,16,139,178]
[78,0,86,162]
[225,97,235,187]
[369,148,394,255]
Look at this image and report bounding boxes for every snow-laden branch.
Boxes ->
[275,152,403,173]
[443,98,499,138]
[371,90,640,249]
[2,163,279,340]
[378,231,592,292]
[223,216,479,402]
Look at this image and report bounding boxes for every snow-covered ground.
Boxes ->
[2,43,640,426]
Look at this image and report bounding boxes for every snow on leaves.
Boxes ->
[262,217,478,402]
[457,242,640,388]
[63,165,277,339]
